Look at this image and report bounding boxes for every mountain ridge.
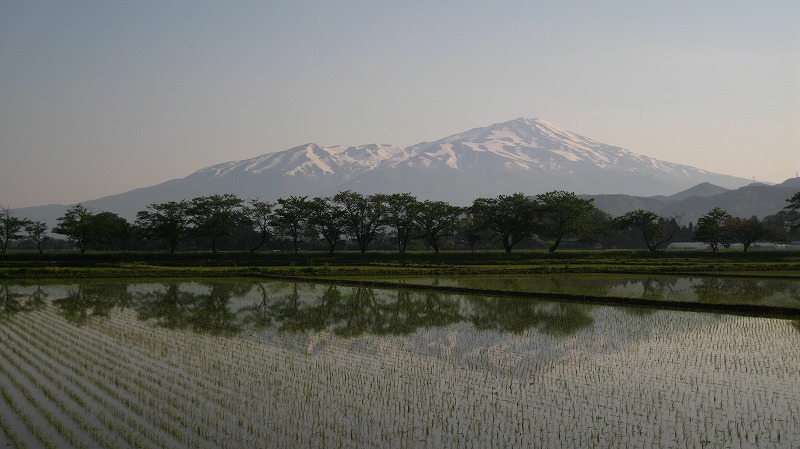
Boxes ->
[12,117,768,227]
[587,179,799,224]
[163,117,751,204]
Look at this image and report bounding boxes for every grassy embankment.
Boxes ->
[1,249,798,279]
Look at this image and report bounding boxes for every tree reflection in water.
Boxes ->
[0,284,46,318]
[124,281,595,338]
[136,283,244,336]
[693,278,798,306]
[468,296,594,336]
[237,283,275,331]
[30,278,800,338]
[264,285,463,337]
[640,278,677,301]
[54,283,133,325]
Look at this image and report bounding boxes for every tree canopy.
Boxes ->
[272,196,311,253]
[136,201,192,253]
[384,193,420,253]
[723,216,767,252]
[53,204,95,253]
[535,190,597,252]
[188,194,244,254]
[334,191,388,253]
[306,197,345,254]
[613,209,682,252]
[414,200,463,254]
[693,207,732,252]
[0,206,28,254]
[471,193,538,254]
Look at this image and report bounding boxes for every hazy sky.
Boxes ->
[2,1,798,207]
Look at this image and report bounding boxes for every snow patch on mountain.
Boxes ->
[427,144,459,169]
[286,145,335,176]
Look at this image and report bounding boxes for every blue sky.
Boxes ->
[1,1,798,207]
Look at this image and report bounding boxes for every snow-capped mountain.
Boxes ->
[405,118,689,173]
[380,118,747,198]
[195,143,409,179]
[175,117,749,205]
[16,117,753,223]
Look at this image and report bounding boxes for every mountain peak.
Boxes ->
[667,182,730,201]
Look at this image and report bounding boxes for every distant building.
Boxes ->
[667,242,709,250]
[668,241,795,250]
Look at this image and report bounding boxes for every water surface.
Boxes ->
[355,273,800,308]
[0,279,797,448]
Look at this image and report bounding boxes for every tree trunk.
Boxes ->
[548,236,562,253]
[250,231,267,253]
[502,235,512,254]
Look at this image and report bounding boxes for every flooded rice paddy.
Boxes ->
[367,274,800,308]
[0,279,798,448]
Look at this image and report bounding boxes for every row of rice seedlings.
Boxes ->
[0,314,176,449]
[3,311,178,449]
[0,338,98,449]
[0,347,76,449]
[0,369,58,449]
[8,308,201,449]
[94,312,245,395]
[122,329,309,444]
[75,310,271,447]
[0,393,27,449]
[173,318,520,444]
[0,327,126,449]
[99,312,315,446]
[34,302,295,448]
[525,310,799,447]
[34,313,228,448]
[88,307,405,446]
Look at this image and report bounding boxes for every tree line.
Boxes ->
[2,191,799,254]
